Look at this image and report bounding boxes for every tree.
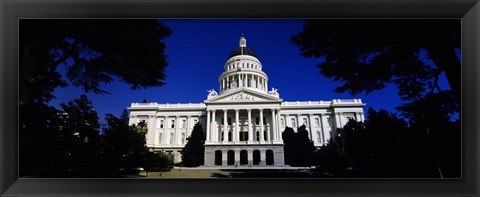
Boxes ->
[120,109,130,124]
[282,125,317,166]
[102,114,150,169]
[20,19,172,106]
[58,94,101,170]
[19,20,172,174]
[291,19,460,102]
[182,123,205,167]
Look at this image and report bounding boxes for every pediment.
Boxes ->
[205,89,282,103]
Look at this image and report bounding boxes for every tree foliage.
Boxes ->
[181,123,205,167]
[20,19,172,106]
[282,125,317,166]
[316,107,459,178]
[58,94,101,168]
[19,20,172,176]
[102,114,150,169]
[291,19,460,101]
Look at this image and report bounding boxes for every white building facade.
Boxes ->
[128,36,366,167]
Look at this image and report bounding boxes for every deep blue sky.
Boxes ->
[48,19,451,124]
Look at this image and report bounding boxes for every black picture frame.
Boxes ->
[1,0,479,196]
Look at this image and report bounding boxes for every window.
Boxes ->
[326,117,331,127]
[181,133,186,144]
[280,118,284,128]
[255,117,260,125]
[291,118,296,127]
[169,133,174,144]
[256,131,260,141]
[263,117,266,125]
[317,132,321,143]
[315,118,320,127]
[160,120,164,128]
[171,119,175,128]
[303,118,308,126]
[182,119,186,128]
[221,118,225,125]
[228,117,232,125]
[159,133,163,144]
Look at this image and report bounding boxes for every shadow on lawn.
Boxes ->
[211,169,331,178]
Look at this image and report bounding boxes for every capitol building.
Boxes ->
[128,36,366,167]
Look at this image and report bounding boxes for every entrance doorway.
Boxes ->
[253,150,260,165]
[227,150,235,165]
[240,150,248,165]
[266,150,274,165]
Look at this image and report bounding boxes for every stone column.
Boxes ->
[238,74,242,87]
[206,110,211,142]
[247,149,253,166]
[268,109,277,141]
[276,111,282,142]
[320,114,327,144]
[247,109,253,142]
[244,74,248,87]
[163,116,168,144]
[186,115,191,137]
[235,109,240,142]
[154,117,160,145]
[175,116,180,144]
[308,114,317,144]
[222,151,228,166]
[259,109,265,142]
[234,150,240,166]
[260,149,266,166]
[222,79,225,92]
[147,115,155,146]
[265,79,268,91]
[211,110,216,142]
[223,110,228,142]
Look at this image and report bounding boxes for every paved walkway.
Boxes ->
[142,168,328,178]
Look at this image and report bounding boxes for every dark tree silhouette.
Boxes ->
[19,20,172,174]
[182,123,205,167]
[291,19,460,101]
[120,109,130,124]
[20,19,172,105]
[58,94,101,170]
[102,114,149,169]
[282,125,316,166]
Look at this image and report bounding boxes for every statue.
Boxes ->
[207,89,218,98]
[269,87,278,95]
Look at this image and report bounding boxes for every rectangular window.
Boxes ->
[280,118,284,128]
[303,118,308,127]
[182,119,186,128]
[228,117,232,125]
[171,120,175,128]
[181,133,186,144]
[315,118,320,127]
[291,118,296,128]
[169,133,174,144]
[326,117,331,127]
[160,120,164,128]
[255,117,260,125]
[263,117,266,125]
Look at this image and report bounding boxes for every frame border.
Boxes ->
[1,0,479,196]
